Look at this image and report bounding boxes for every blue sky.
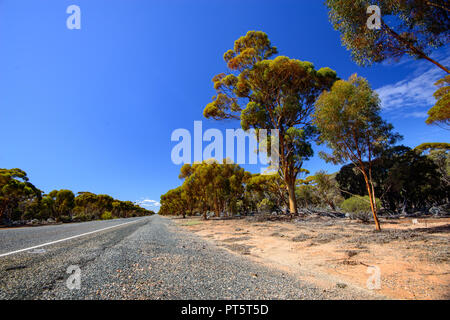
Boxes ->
[0,0,448,211]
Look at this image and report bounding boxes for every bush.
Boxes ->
[21,211,35,221]
[257,198,275,213]
[59,215,72,223]
[72,214,89,222]
[101,211,113,220]
[340,196,381,213]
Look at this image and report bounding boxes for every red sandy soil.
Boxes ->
[173,215,450,300]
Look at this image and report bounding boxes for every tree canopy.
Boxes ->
[325,0,450,73]
[426,75,450,128]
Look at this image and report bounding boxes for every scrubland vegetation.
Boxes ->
[0,168,154,226]
[160,142,449,223]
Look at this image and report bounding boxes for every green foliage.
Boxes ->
[341,196,380,214]
[161,151,449,219]
[296,184,319,208]
[0,168,42,222]
[384,148,448,211]
[59,215,72,223]
[313,74,401,166]
[246,173,287,212]
[101,211,113,220]
[423,145,450,185]
[161,160,250,219]
[426,75,450,128]
[313,74,401,230]
[72,213,90,222]
[415,142,450,153]
[0,168,154,225]
[55,190,75,218]
[325,0,450,73]
[326,0,449,128]
[336,164,368,199]
[335,146,448,213]
[310,171,343,210]
[257,198,275,213]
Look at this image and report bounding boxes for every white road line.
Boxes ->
[0,219,144,258]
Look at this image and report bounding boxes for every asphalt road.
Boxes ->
[0,215,377,299]
[0,217,145,257]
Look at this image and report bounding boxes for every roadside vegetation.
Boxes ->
[160,4,450,231]
[160,141,449,225]
[0,168,154,226]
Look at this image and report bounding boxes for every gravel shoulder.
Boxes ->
[0,215,383,299]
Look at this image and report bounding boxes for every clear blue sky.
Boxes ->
[1,0,448,211]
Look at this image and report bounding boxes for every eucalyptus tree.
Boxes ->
[204,31,337,215]
[0,168,41,222]
[313,75,401,231]
[177,160,250,218]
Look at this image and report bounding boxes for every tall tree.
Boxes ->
[54,190,75,218]
[175,160,250,219]
[313,74,401,231]
[204,31,337,215]
[160,187,187,218]
[177,162,213,219]
[383,149,446,211]
[325,0,450,73]
[0,168,41,222]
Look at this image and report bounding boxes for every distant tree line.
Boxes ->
[0,168,154,225]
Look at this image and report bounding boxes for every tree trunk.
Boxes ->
[363,175,381,231]
[214,197,220,218]
[202,202,207,220]
[286,178,297,216]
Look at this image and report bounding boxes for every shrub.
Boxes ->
[21,211,35,221]
[101,211,113,220]
[340,196,381,214]
[257,198,275,213]
[72,214,89,222]
[59,215,72,223]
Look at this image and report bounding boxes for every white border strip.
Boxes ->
[0,219,142,258]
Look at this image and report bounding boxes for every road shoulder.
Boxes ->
[172,215,450,300]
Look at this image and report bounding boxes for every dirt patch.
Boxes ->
[270,232,288,238]
[314,233,340,244]
[174,215,450,299]
[222,244,253,255]
[291,234,313,242]
[223,236,251,242]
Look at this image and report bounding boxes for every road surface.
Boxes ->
[0,215,376,299]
